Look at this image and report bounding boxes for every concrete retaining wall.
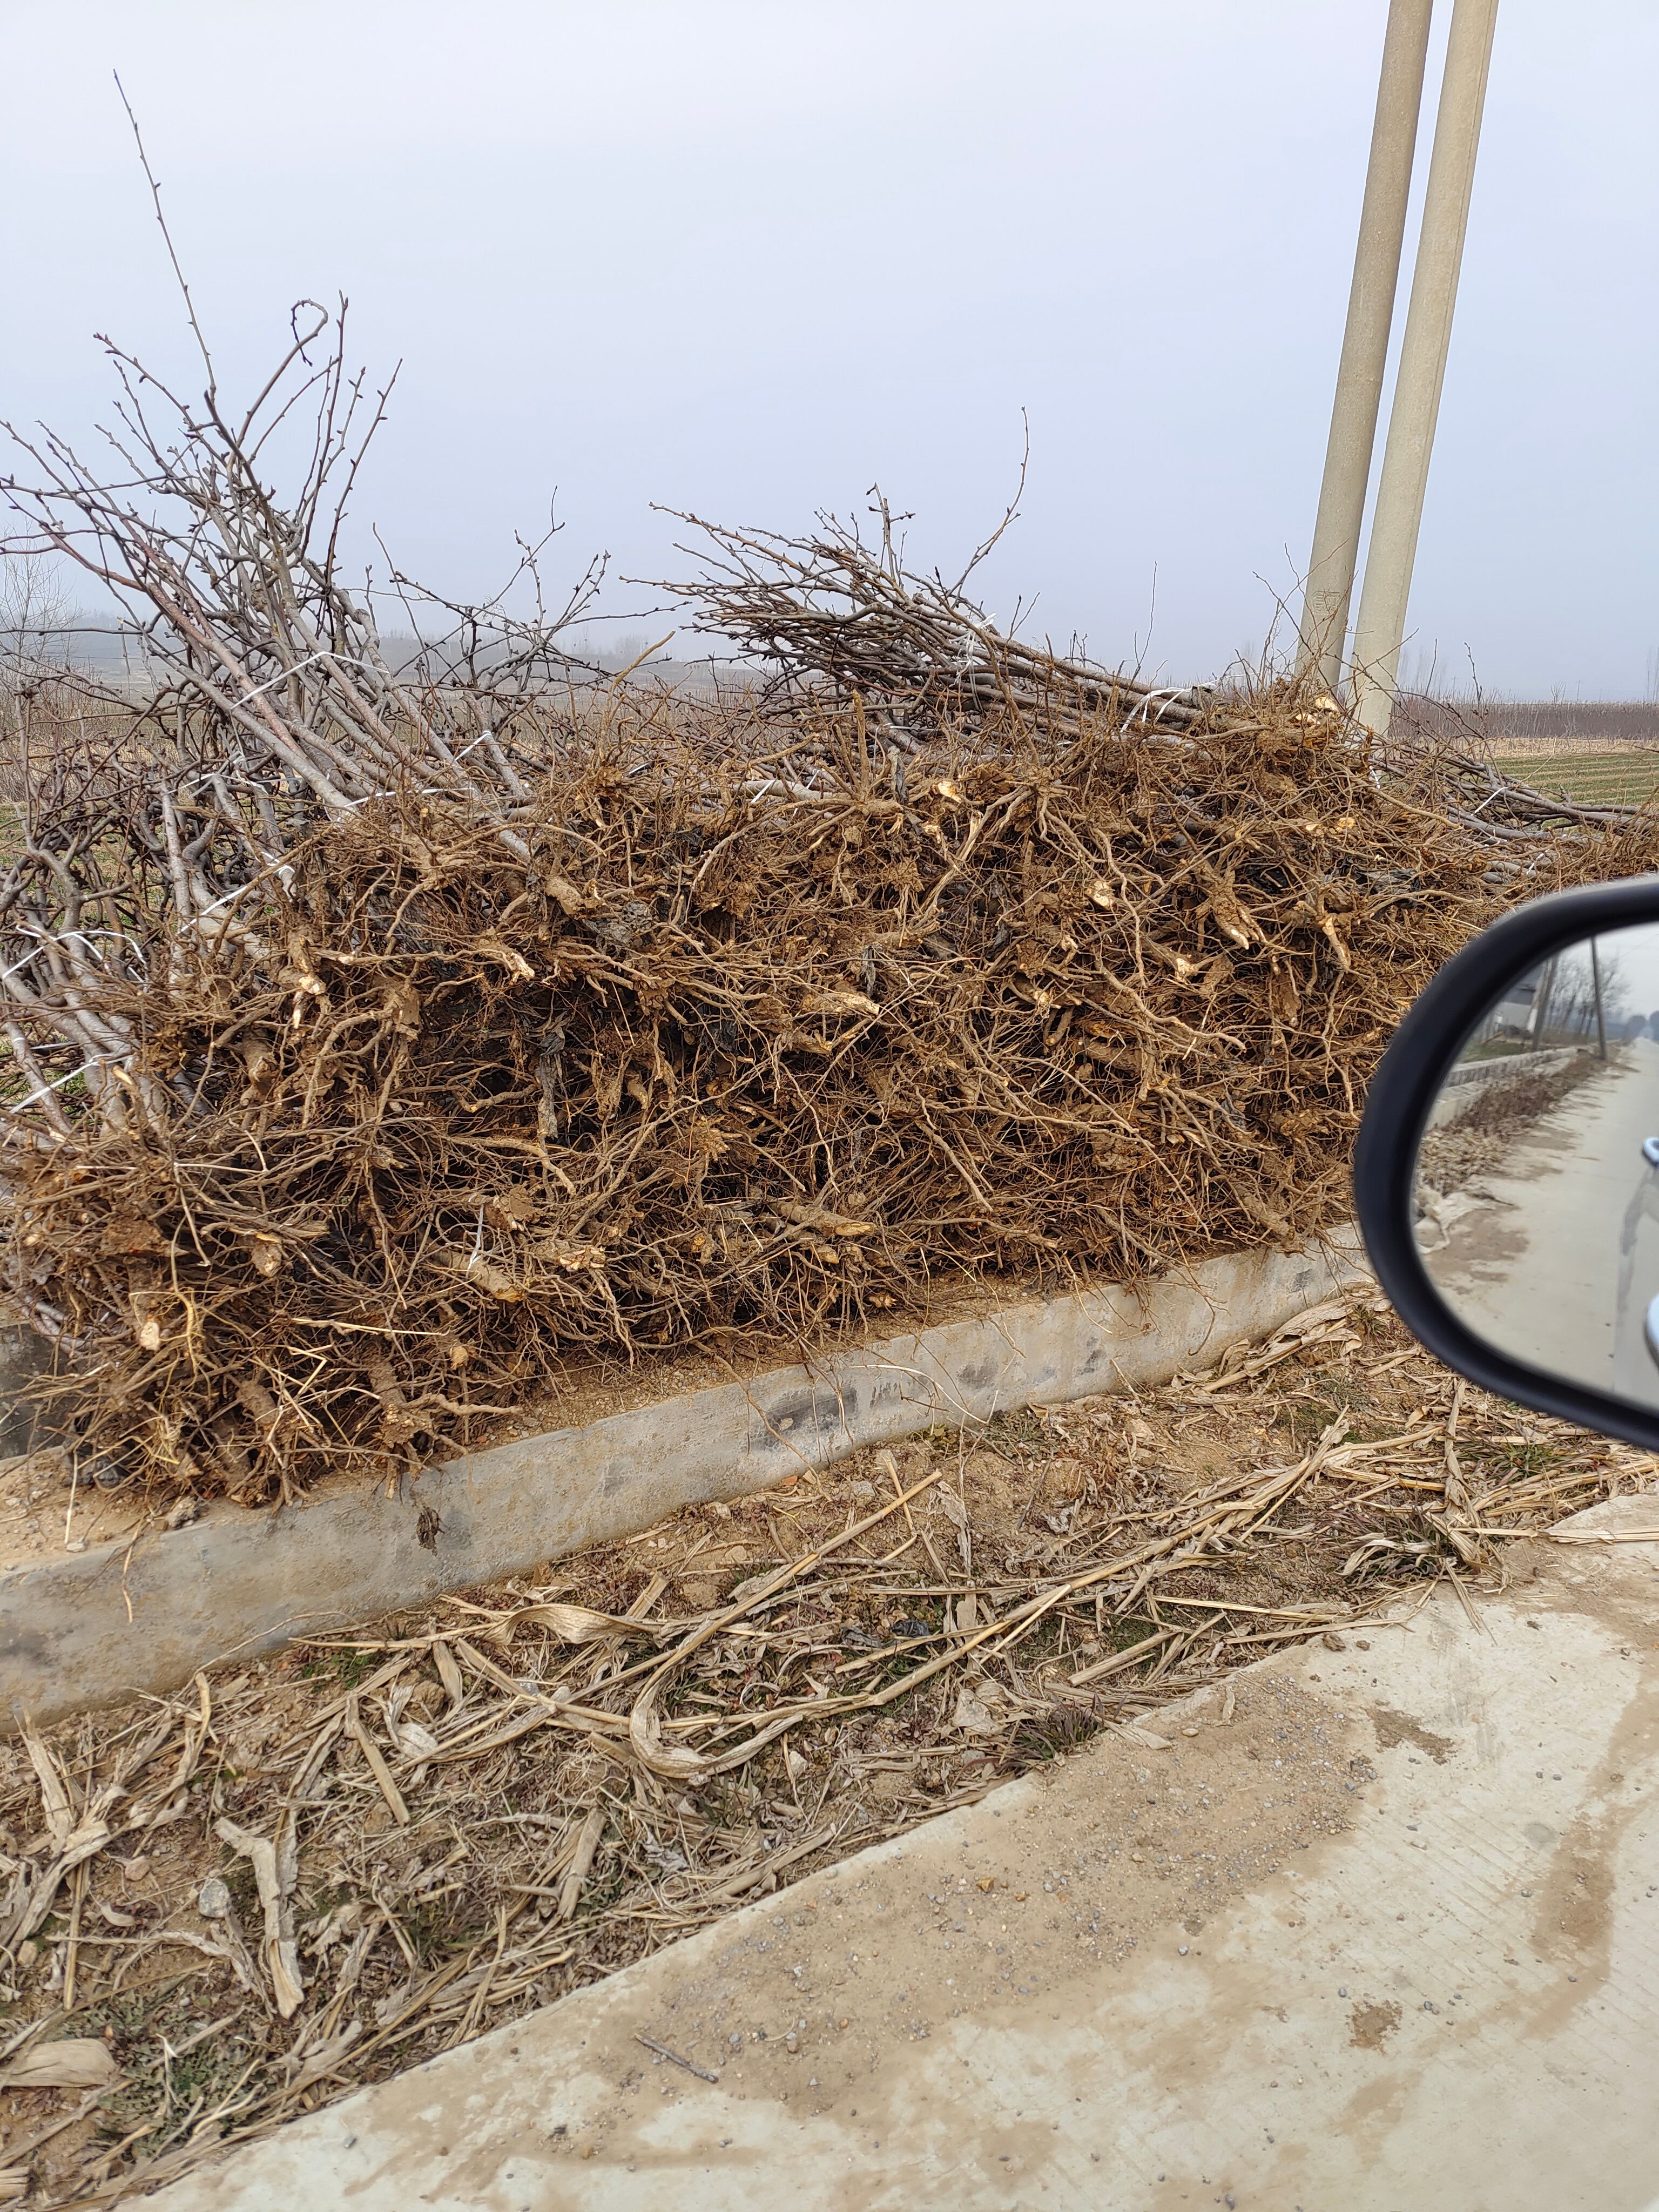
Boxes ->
[1426,1044,1590,1127]
[0,1229,1369,1729]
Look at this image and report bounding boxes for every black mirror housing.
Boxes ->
[1354,874,1659,1452]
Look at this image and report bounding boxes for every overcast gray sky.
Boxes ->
[3,1,1655,694]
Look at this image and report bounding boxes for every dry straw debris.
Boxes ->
[0,1287,1645,2206]
[5,306,1653,1505]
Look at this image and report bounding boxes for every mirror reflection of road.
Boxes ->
[1421,1038,1659,1405]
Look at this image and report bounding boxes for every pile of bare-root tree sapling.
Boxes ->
[3,306,1656,1509]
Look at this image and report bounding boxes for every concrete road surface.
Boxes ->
[152,1494,1659,2212]
[1425,1038,1659,1400]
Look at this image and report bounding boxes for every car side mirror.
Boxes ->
[1354,875,1659,1451]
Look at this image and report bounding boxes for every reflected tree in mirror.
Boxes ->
[1414,920,1659,1411]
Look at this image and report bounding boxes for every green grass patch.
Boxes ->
[1285,1394,1355,1443]
[1494,752,1659,808]
[1469,1440,1559,1480]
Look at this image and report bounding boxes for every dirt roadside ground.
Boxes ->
[150,1499,1659,2212]
[0,1288,1653,2205]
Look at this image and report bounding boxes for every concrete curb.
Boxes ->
[0,1228,1368,1728]
[1427,1043,1589,1126]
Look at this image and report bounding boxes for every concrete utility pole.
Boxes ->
[1590,939,1609,1061]
[1529,955,1557,1049]
[1296,0,1435,696]
[1350,0,1500,736]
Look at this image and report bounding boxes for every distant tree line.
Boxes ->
[1395,693,1659,749]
